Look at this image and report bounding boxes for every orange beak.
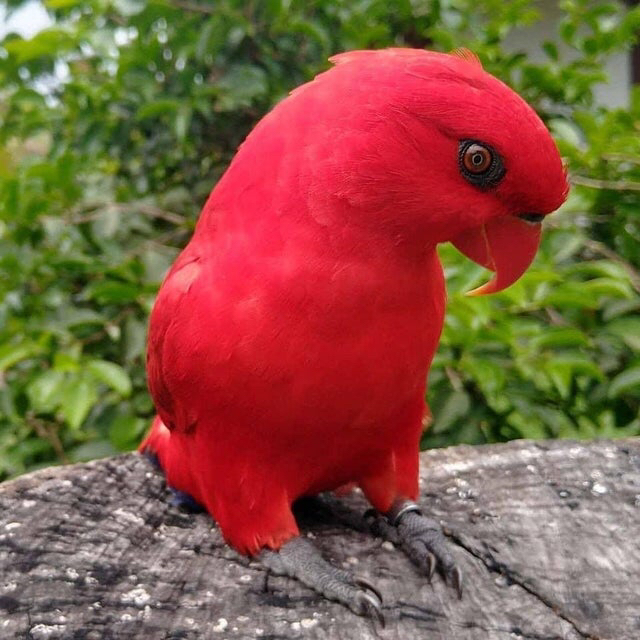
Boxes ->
[450,215,543,296]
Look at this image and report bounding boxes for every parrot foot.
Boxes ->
[377,500,463,598]
[168,487,205,512]
[258,536,385,626]
[141,449,161,469]
[141,451,204,512]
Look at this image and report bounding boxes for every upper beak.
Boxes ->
[450,214,543,296]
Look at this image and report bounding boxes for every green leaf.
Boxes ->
[608,367,640,399]
[53,351,80,372]
[460,356,507,396]
[136,99,181,121]
[566,261,631,281]
[4,29,76,63]
[606,317,640,352]
[529,328,589,350]
[174,105,192,142]
[602,299,640,321]
[582,278,633,300]
[59,378,98,430]
[432,391,471,434]
[0,341,43,372]
[27,370,66,413]
[85,281,140,304]
[542,40,558,60]
[108,413,146,450]
[540,285,601,309]
[87,360,132,397]
[44,0,81,8]
[214,64,269,111]
[123,316,147,364]
[546,355,604,399]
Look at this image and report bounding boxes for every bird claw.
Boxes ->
[384,502,463,598]
[362,507,399,542]
[353,575,384,605]
[426,552,436,582]
[259,537,385,624]
[354,588,385,628]
[450,565,463,599]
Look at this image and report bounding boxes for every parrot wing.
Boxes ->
[147,251,205,432]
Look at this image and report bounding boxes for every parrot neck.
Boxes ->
[197,178,439,271]
[198,209,438,274]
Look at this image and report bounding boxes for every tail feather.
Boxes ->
[139,415,202,507]
[138,415,171,457]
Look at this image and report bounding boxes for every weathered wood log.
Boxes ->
[0,438,638,639]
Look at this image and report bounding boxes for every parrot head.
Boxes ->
[294,48,570,295]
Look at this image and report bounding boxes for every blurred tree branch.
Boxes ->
[570,175,640,193]
[69,202,187,226]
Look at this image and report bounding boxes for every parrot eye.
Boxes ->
[462,144,491,173]
[458,140,505,189]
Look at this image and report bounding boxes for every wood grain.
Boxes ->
[1,438,638,639]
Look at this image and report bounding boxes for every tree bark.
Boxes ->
[1,438,638,640]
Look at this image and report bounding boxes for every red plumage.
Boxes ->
[141,49,568,556]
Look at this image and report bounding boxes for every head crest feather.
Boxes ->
[449,48,483,70]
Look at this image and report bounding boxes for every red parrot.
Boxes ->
[141,48,568,620]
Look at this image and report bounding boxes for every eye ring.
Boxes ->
[458,139,506,189]
[462,144,492,174]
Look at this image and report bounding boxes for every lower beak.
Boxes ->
[450,215,542,296]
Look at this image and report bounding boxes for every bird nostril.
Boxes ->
[517,212,545,224]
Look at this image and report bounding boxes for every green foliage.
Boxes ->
[1,0,639,478]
